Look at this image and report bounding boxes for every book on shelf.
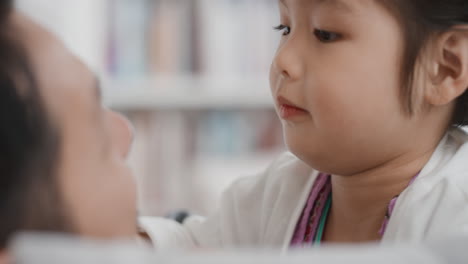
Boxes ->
[107,0,151,78]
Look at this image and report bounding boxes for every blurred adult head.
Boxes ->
[0,0,137,249]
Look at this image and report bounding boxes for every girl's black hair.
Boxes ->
[0,0,69,249]
[383,0,468,126]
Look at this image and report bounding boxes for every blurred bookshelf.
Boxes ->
[102,76,275,110]
[17,0,285,216]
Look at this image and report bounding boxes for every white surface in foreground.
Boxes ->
[11,233,468,264]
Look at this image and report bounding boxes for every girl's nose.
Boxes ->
[271,36,306,82]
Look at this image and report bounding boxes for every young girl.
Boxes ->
[140,0,468,250]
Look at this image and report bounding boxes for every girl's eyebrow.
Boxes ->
[280,0,354,13]
[318,0,354,13]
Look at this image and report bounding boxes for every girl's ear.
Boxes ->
[425,26,468,106]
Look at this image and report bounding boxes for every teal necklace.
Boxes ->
[292,172,420,248]
[314,192,332,245]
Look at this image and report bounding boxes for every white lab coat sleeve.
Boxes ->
[138,153,293,250]
[139,152,309,251]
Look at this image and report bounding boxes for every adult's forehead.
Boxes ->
[11,12,68,65]
[11,12,96,128]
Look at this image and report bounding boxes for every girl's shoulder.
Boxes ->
[382,128,468,242]
[413,127,468,188]
[432,127,468,188]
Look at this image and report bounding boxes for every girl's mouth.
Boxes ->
[279,104,309,119]
[277,96,309,120]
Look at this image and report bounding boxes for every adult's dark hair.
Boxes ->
[382,0,468,126]
[0,0,69,249]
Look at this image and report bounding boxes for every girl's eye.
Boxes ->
[314,29,341,43]
[274,24,291,36]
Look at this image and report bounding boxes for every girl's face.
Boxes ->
[270,0,421,175]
